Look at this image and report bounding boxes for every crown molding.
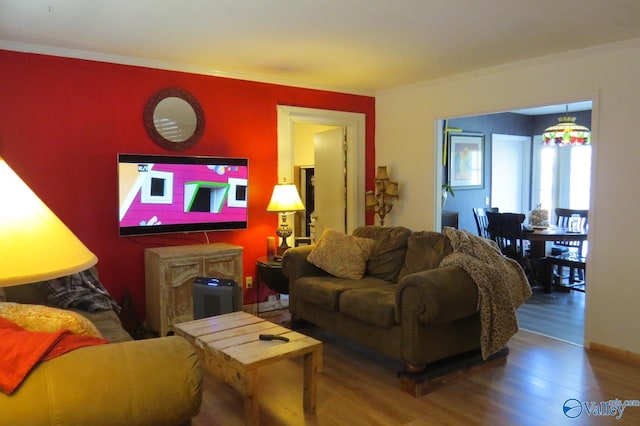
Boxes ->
[0,40,373,97]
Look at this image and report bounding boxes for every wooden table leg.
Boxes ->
[528,241,552,292]
[303,348,321,413]
[529,240,546,259]
[541,257,553,293]
[243,370,259,425]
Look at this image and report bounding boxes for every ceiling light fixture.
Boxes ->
[542,105,591,146]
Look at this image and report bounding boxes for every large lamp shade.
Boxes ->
[0,157,98,287]
[266,181,305,257]
[266,182,305,213]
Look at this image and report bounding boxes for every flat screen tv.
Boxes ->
[118,153,248,236]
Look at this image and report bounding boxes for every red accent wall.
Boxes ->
[0,49,375,317]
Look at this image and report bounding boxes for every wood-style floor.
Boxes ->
[192,310,640,426]
[517,290,585,346]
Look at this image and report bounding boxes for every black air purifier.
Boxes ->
[192,276,238,319]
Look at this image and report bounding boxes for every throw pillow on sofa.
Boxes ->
[307,229,376,279]
[352,226,412,282]
[0,302,102,337]
[36,267,121,313]
[397,231,453,281]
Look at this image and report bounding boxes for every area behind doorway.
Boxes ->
[516,291,585,346]
[438,102,592,347]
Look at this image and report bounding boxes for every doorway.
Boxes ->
[277,105,367,244]
[292,125,346,240]
[438,101,593,346]
[312,127,348,238]
[491,134,531,213]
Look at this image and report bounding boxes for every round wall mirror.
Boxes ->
[143,87,205,151]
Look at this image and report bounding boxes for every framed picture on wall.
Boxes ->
[448,132,484,189]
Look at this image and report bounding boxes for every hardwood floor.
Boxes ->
[192,310,640,425]
[516,290,585,346]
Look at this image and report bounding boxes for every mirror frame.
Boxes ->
[143,87,205,151]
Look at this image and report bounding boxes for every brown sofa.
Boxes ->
[0,277,202,426]
[283,226,523,373]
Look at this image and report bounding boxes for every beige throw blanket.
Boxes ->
[441,228,532,359]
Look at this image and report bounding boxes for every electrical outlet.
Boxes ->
[245,276,253,288]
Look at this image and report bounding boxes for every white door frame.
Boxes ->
[277,105,366,234]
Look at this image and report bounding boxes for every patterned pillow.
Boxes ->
[307,229,376,279]
[0,302,102,338]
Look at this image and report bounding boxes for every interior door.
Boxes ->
[491,134,531,214]
[312,128,346,239]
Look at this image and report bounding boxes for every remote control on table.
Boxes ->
[258,334,290,342]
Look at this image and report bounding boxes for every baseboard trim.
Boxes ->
[589,342,640,366]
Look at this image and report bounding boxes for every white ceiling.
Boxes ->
[2,0,640,95]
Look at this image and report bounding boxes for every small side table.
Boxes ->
[255,256,289,315]
[256,256,288,295]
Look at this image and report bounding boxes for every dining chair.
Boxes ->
[552,208,589,283]
[472,207,499,239]
[548,252,586,292]
[486,212,530,273]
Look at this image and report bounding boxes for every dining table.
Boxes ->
[522,226,588,258]
[520,226,588,292]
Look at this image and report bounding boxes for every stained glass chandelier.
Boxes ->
[542,105,591,146]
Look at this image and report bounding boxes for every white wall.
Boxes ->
[376,38,640,355]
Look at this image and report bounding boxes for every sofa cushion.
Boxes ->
[397,231,453,281]
[307,229,376,279]
[339,286,398,328]
[0,302,102,338]
[2,283,48,305]
[71,309,133,342]
[296,276,391,311]
[352,226,412,282]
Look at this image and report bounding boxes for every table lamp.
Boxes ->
[0,157,97,288]
[266,180,305,257]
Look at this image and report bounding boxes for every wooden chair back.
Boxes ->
[554,208,588,252]
[473,207,499,238]
[486,212,526,260]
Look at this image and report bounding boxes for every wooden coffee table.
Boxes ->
[173,311,322,425]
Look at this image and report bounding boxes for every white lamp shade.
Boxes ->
[0,158,98,287]
[266,183,305,213]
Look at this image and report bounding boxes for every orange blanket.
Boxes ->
[0,317,108,395]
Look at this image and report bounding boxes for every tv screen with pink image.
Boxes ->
[118,154,248,236]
